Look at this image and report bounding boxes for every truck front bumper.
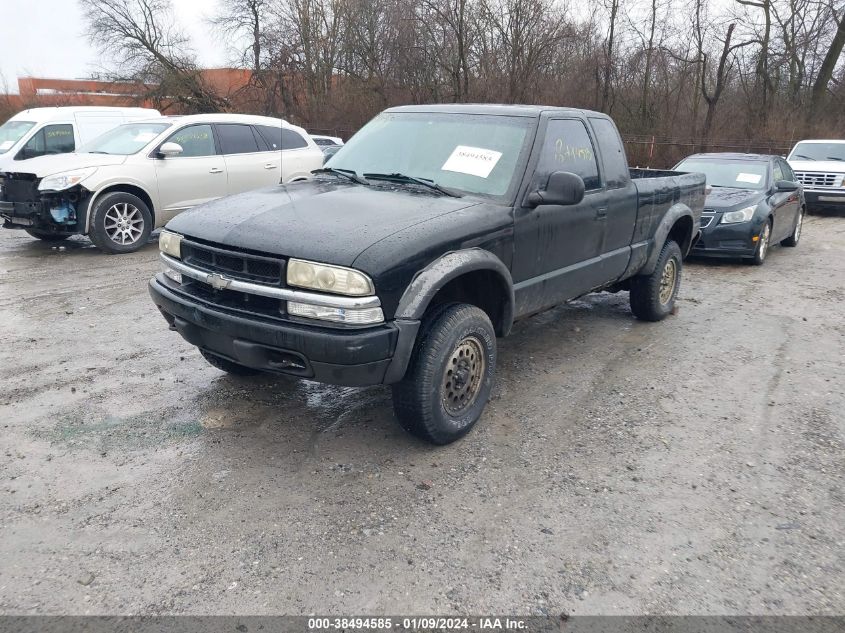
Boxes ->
[149,276,419,387]
[804,189,845,208]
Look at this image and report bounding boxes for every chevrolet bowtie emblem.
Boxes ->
[207,273,232,290]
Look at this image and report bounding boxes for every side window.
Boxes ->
[166,124,216,157]
[281,129,308,150]
[256,125,282,150]
[535,119,600,191]
[217,124,261,154]
[773,161,784,183]
[779,160,794,181]
[589,117,629,188]
[17,124,75,160]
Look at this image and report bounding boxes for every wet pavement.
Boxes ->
[0,217,843,614]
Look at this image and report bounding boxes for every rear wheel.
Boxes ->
[781,208,804,247]
[200,350,261,376]
[25,229,70,242]
[629,239,682,322]
[751,218,772,265]
[392,303,496,445]
[88,192,153,254]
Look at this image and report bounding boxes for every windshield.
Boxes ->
[789,142,845,162]
[0,120,36,154]
[326,112,533,198]
[676,159,768,190]
[79,121,172,155]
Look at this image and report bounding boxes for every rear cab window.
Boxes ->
[589,117,630,188]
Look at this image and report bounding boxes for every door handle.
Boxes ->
[595,207,608,219]
[209,167,223,174]
[264,163,278,170]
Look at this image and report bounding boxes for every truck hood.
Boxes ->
[705,187,764,210]
[787,159,845,175]
[166,179,483,267]
[0,152,128,177]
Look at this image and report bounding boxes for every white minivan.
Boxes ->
[0,113,324,253]
[0,106,161,172]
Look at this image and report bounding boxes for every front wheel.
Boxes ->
[392,303,496,445]
[88,192,153,254]
[629,239,682,322]
[751,218,772,265]
[781,208,804,247]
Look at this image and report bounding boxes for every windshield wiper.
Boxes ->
[88,151,111,155]
[825,156,844,161]
[791,154,814,160]
[312,167,369,185]
[363,172,462,197]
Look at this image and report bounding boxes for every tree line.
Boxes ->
[53,0,845,163]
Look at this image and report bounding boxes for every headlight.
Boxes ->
[159,230,183,258]
[38,168,97,191]
[288,301,384,324]
[287,259,374,296]
[721,206,756,224]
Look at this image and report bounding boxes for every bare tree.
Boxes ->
[80,0,228,112]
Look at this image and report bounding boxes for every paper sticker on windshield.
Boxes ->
[736,173,762,184]
[442,146,502,178]
[134,132,158,143]
[0,141,14,150]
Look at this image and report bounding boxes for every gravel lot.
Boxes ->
[0,215,842,616]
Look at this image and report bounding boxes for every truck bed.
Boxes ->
[629,168,707,247]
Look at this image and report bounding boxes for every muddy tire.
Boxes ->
[391,303,496,445]
[751,218,772,265]
[629,239,682,322]
[200,350,261,376]
[781,208,804,247]
[25,229,70,242]
[88,191,152,254]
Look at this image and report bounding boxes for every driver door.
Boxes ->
[513,117,608,316]
[154,123,228,223]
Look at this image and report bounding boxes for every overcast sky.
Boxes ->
[0,0,227,93]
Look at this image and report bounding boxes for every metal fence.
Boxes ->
[622,135,795,169]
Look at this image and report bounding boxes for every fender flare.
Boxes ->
[641,203,695,276]
[394,248,515,336]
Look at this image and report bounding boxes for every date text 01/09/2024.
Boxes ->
[306,617,528,630]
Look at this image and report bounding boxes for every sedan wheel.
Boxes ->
[752,220,771,265]
[104,202,145,246]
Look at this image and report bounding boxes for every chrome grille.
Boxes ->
[794,171,843,188]
[180,239,285,286]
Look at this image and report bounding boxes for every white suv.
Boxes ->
[0,113,324,253]
[787,139,845,210]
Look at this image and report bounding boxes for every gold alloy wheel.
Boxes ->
[659,258,677,305]
[442,336,486,416]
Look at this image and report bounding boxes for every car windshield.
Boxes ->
[0,120,36,154]
[325,112,533,198]
[676,159,768,190]
[78,121,172,156]
[789,142,845,162]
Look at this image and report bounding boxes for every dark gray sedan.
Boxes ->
[674,153,806,265]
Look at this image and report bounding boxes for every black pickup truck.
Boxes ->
[149,105,705,444]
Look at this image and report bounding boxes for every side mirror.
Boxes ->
[526,171,585,208]
[776,179,799,192]
[157,142,184,158]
